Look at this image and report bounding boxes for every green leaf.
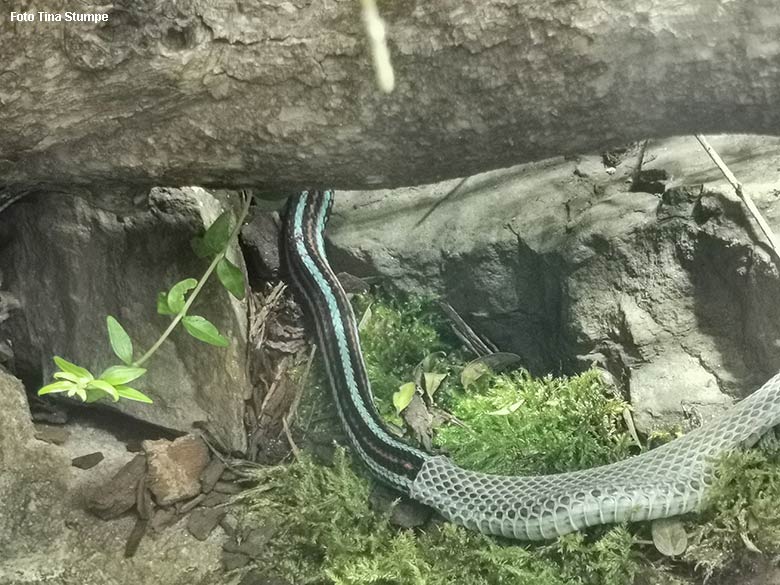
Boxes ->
[116,385,154,404]
[413,351,447,387]
[156,292,176,315]
[68,383,87,401]
[38,380,76,396]
[99,365,147,386]
[53,356,93,381]
[652,518,688,556]
[167,278,198,314]
[182,315,229,347]
[106,316,134,365]
[486,400,525,416]
[53,371,80,383]
[423,372,447,399]
[203,211,232,254]
[87,379,120,401]
[216,257,245,300]
[190,236,211,259]
[84,388,105,403]
[393,382,416,414]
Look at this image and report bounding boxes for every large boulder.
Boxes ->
[328,135,780,433]
[0,367,71,561]
[0,187,249,452]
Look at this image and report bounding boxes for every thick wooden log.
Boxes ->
[1,0,779,191]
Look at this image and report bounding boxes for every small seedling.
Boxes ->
[37,192,251,404]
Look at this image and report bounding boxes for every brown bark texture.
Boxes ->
[1,0,779,192]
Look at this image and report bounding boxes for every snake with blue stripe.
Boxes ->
[282,189,780,540]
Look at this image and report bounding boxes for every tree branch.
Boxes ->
[2,0,780,191]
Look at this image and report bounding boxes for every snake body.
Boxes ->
[283,189,780,540]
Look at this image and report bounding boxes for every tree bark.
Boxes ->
[1,0,779,191]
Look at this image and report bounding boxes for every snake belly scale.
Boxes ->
[282,189,780,541]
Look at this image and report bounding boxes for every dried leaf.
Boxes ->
[423,372,447,399]
[652,518,688,556]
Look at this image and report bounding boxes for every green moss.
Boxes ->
[436,369,634,475]
[351,292,460,417]
[683,447,780,578]
[263,290,780,584]
[242,448,641,585]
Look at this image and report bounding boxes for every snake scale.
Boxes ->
[283,189,780,540]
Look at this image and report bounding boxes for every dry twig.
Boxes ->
[695,134,780,256]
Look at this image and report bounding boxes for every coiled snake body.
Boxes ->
[283,190,780,540]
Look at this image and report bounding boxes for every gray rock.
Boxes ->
[328,136,780,433]
[222,551,251,571]
[0,187,249,452]
[241,210,282,283]
[187,506,227,541]
[0,367,71,559]
[239,570,291,585]
[85,453,146,519]
[33,422,71,445]
[71,451,105,470]
[200,458,227,493]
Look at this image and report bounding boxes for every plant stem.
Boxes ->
[134,192,252,367]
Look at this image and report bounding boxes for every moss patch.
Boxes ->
[436,369,634,475]
[245,291,780,585]
[683,447,780,579]
[241,449,642,585]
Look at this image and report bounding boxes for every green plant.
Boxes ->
[37,193,251,404]
[283,290,780,584]
[352,293,458,417]
[683,447,780,578]
[240,448,642,585]
[436,369,634,476]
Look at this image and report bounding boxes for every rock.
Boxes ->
[33,423,71,445]
[201,491,230,508]
[144,435,210,505]
[179,494,206,514]
[200,458,226,493]
[241,210,282,284]
[0,187,249,452]
[0,367,71,559]
[222,551,251,571]
[370,484,432,529]
[213,480,243,495]
[124,517,149,558]
[631,168,669,194]
[0,372,230,583]
[187,506,227,541]
[630,351,732,432]
[71,451,104,470]
[219,513,239,537]
[328,136,780,431]
[149,507,180,533]
[29,401,69,425]
[85,454,147,520]
[222,521,278,568]
[239,570,291,585]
